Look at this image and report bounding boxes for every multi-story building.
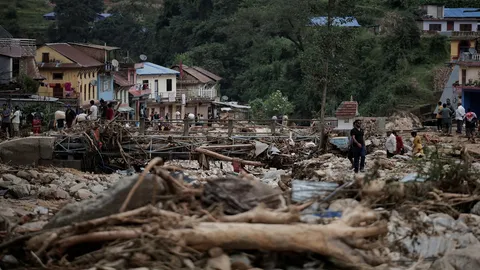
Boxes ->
[417,5,480,59]
[0,26,43,85]
[36,43,103,103]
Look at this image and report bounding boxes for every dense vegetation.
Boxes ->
[2,0,472,117]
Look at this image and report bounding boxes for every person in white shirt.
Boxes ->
[11,106,21,137]
[88,100,98,121]
[455,102,465,134]
[385,131,397,158]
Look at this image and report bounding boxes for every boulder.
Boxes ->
[430,245,480,270]
[90,184,106,195]
[69,183,87,194]
[9,184,32,198]
[76,189,94,200]
[38,187,70,200]
[44,174,167,229]
[2,174,29,185]
[0,137,55,166]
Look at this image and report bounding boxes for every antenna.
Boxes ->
[139,54,147,61]
[111,59,119,67]
[221,95,229,102]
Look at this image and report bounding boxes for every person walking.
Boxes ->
[350,120,365,173]
[106,103,114,120]
[441,103,453,135]
[465,108,477,143]
[65,105,76,128]
[386,131,397,158]
[435,101,443,132]
[1,104,11,138]
[393,131,405,155]
[11,106,21,137]
[455,102,465,134]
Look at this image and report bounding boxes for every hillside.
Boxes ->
[0,0,459,118]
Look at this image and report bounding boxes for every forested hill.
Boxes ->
[2,0,479,117]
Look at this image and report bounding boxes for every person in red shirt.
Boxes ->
[106,103,114,120]
[393,131,404,155]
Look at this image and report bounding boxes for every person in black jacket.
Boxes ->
[350,120,366,173]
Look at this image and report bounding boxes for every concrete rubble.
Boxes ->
[2,121,480,270]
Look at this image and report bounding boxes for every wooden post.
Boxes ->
[183,119,189,136]
[228,119,233,137]
[140,117,145,135]
[271,120,276,135]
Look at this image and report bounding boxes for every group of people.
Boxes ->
[348,119,425,173]
[435,100,478,142]
[1,104,22,138]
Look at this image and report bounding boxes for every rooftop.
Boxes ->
[335,101,359,118]
[69,43,120,51]
[172,65,222,83]
[445,8,480,18]
[136,62,180,76]
[310,17,361,27]
[40,43,103,68]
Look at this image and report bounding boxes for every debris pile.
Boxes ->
[386,112,422,131]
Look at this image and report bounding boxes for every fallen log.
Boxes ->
[195,147,264,167]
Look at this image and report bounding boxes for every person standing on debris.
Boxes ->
[436,101,443,132]
[465,108,477,143]
[88,100,98,121]
[455,102,466,134]
[32,114,41,135]
[385,131,397,158]
[99,99,107,119]
[10,106,21,137]
[165,112,169,122]
[106,103,114,121]
[393,131,405,155]
[351,119,366,173]
[441,103,453,135]
[1,104,11,138]
[411,131,424,157]
[65,105,76,128]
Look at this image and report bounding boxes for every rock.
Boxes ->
[39,187,70,200]
[2,174,29,185]
[76,189,94,200]
[314,170,327,179]
[16,171,31,181]
[14,221,48,233]
[230,253,251,270]
[28,169,39,179]
[90,184,106,195]
[471,201,480,216]
[10,184,32,198]
[0,207,16,217]
[429,244,480,270]
[33,206,49,215]
[69,183,87,194]
[1,254,19,265]
[328,199,360,212]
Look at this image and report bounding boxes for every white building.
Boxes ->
[135,62,179,102]
[335,101,359,130]
[419,5,480,32]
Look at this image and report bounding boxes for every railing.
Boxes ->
[459,53,480,61]
[176,88,217,101]
[422,31,480,38]
[0,38,36,57]
[157,92,176,102]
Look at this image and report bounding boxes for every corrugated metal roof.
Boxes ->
[44,43,103,67]
[445,8,480,18]
[136,62,179,76]
[69,42,120,51]
[113,73,133,87]
[191,66,222,81]
[335,101,358,118]
[310,17,361,27]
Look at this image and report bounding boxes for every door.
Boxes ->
[53,83,63,98]
[154,80,159,99]
[462,69,467,85]
[447,21,454,31]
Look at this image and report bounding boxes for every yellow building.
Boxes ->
[36,43,103,103]
[450,37,478,60]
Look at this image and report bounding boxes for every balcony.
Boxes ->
[0,38,36,57]
[459,53,480,62]
[177,87,217,101]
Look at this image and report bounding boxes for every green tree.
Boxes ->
[263,90,294,117]
[50,0,104,42]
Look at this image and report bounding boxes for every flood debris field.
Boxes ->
[3,115,480,270]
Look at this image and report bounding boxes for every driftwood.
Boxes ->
[196,147,264,166]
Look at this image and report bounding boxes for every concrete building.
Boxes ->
[36,43,103,102]
[335,101,359,130]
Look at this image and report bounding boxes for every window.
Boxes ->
[462,69,467,85]
[447,21,454,31]
[142,80,149,90]
[154,80,159,97]
[166,79,172,92]
[428,24,442,31]
[52,73,63,80]
[42,53,49,63]
[460,24,472,31]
